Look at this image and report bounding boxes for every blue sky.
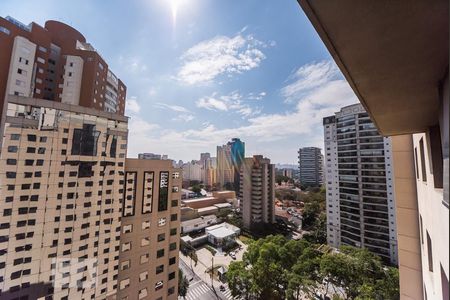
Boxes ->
[1,0,358,164]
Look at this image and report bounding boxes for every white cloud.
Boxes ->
[196,97,228,111]
[125,97,141,115]
[177,33,269,85]
[118,55,148,73]
[172,114,195,122]
[127,60,357,163]
[195,91,262,117]
[154,102,190,113]
[281,60,339,103]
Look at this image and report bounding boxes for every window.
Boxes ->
[171,199,178,207]
[71,124,100,156]
[168,271,176,281]
[120,260,130,271]
[78,162,93,178]
[170,228,177,236]
[169,242,177,251]
[168,286,175,295]
[27,134,36,142]
[170,214,178,221]
[156,265,164,274]
[156,249,164,258]
[419,138,427,182]
[429,125,444,188]
[157,233,165,242]
[426,231,433,272]
[8,146,18,153]
[172,172,180,179]
[6,159,17,165]
[169,257,176,265]
[11,134,20,140]
[0,26,10,35]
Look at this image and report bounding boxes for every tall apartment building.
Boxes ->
[0,16,126,117]
[323,104,398,264]
[217,144,234,188]
[117,159,181,300]
[298,1,448,297]
[298,147,323,187]
[239,155,275,230]
[181,161,202,182]
[0,96,128,299]
[217,138,245,190]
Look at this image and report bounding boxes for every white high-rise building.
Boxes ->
[323,104,398,265]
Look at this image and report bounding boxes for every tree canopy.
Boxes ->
[226,235,399,300]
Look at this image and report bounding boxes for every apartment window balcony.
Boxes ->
[360,157,385,163]
[341,218,361,229]
[361,170,386,177]
[364,224,389,235]
[338,157,358,163]
[363,210,388,220]
[363,217,389,227]
[339,182,359,189]
[340,193,360,202]
[338,170,358,176]
[363,204,388,213]
[340,200,360,209]
[341,237,360,248]
[341,231,361,245]
[339,188,359,195]
[341,224,361,236]
[364,238,390,249]
[361,177,386,184]
[363,197,389,205]
[364,230,390,242]
[340,212,361,222]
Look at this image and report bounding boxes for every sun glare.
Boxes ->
[169,0,187,27]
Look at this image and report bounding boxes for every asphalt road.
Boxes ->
[179,259,221,300]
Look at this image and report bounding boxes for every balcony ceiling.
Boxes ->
[297,0,448,135]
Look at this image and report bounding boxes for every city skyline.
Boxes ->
[0,0,358,164]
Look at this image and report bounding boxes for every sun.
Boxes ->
[169,0,187,27]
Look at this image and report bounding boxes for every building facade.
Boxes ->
[298,147,323,187]
[0,16,126,117]
[239,155,275,230]
[216,144,234,188]
[117,159,181,300]
[0,96,128,299]
[323,104,398,265]
[181,161,202,182]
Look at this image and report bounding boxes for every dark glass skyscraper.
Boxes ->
[229,138,245,191]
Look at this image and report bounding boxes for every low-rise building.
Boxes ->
[181,215,218,234]
[206,223,241,251]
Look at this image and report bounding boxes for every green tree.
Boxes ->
[191,185,201,194]
[178,269,189,299]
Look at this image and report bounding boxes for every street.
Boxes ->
[179,256,239,300]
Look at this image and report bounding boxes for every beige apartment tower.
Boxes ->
[239,155,275,230]
[117,159,181,300]
[0,95,128,299]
